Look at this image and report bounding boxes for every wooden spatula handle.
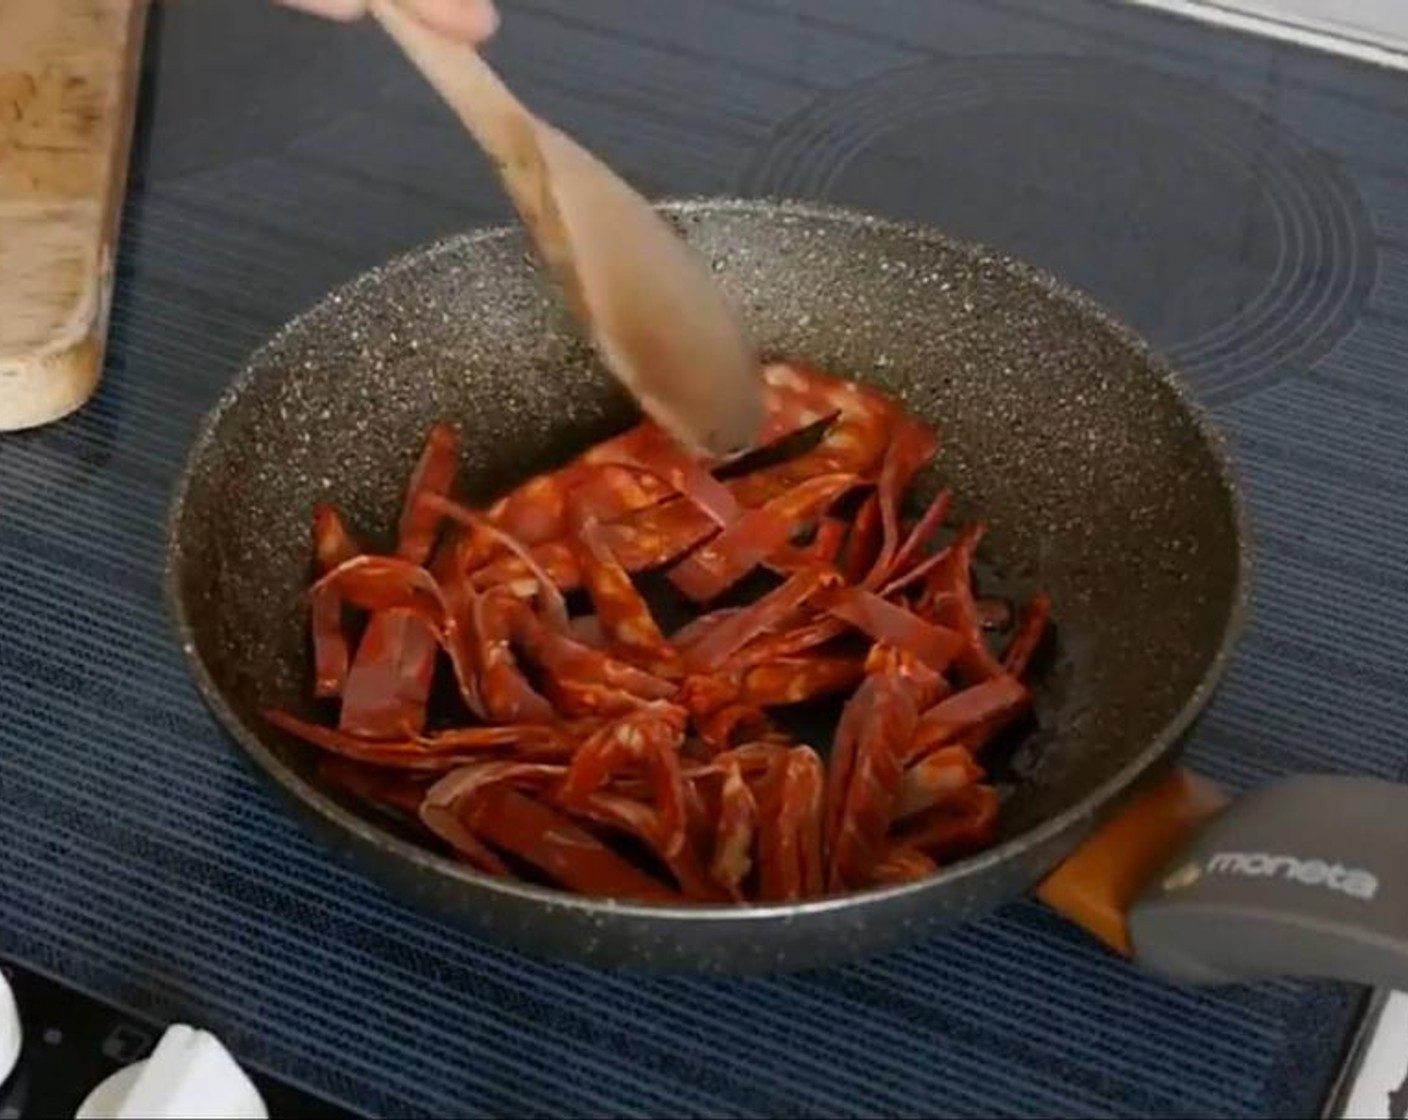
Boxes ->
[367,0,580,314]
[368,1,532,188]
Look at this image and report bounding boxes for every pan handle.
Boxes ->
[1039,772,1408,989]
[1126,773,1408,988]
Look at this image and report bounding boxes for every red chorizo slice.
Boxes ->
[465,786,681,902]
[310,504,363,699]
[568,509,675,667]
[709,760,757,898]
[568,791,725,902]
[887,488,951,586]
[865,845,939,887]
[264,708,570,770]
[896,784,1002,863]
[825,587,963,672]
[827,672,920,891]
[841,492,882,584]
[669,473,864,603]
[1004,592,1053,679]
[684,566,841,672]
[471,588,556,724]
[923,522,1006,682]
[895,745,985,820]
[338,610,439,738]
[735,655,865,708]
[758,746,826,902]
[865,418,938,587]
[907,674,1029,763]
[396,422,460,565]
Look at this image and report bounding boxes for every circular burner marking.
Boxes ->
[740,57,1376,403]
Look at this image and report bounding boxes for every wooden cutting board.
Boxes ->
[0,0,147,432]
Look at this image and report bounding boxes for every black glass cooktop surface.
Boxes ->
[3,0,1406,1115]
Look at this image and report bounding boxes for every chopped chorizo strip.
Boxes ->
[274,364,1054,904]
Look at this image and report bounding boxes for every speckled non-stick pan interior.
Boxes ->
[166,199,1247,971]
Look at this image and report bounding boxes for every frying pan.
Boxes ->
[164,199,1408,981]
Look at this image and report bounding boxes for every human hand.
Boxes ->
[276,0,499,44]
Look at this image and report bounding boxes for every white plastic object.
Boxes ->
[74,1025,267,1120]
[0,970,20,1086]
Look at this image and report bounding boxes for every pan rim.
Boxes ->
[164,196,1252,927]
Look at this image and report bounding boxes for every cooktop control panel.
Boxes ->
[0,958,353,1118]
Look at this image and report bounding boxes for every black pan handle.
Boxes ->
[1127,774,1408,988]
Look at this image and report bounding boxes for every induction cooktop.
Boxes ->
[2,0,1407,1116]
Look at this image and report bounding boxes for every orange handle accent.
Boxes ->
[1037,768,1230,956]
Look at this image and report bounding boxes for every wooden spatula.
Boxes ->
[368,0,765,458]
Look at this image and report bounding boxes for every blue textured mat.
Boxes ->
[3,0,1406,1115]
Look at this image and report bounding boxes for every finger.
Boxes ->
[401,0,500,43]
[276,0,368,19]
